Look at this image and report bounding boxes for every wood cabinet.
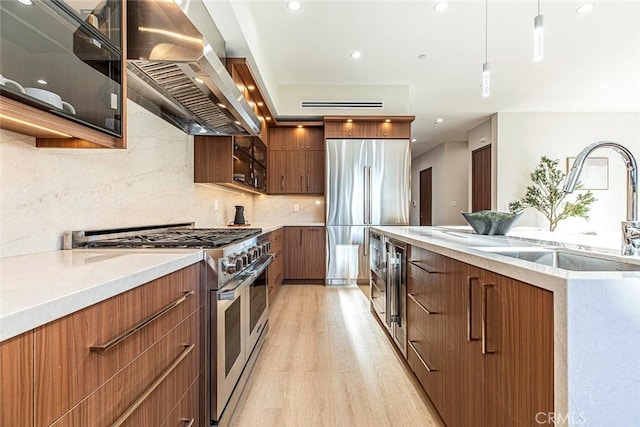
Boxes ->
[267,228,284,298]
[0,0,126,148]
[0,331,34,427]
[324,117,413,139]
[7,264,203,427]
[269,127,324,150]
[284,226,326,281]
[406,245,553,427]
[195,135,267,194]
[267,126,325,195]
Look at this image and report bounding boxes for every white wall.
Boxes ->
[411,141,468,226]
[495,112,640,233]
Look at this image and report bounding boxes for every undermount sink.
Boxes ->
[471,246,640,272]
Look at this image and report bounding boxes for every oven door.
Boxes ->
[213,273,251,421]
[247,254,273,355]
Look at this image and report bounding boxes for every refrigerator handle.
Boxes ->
[364,229,369,257]
[367,166,372,225]
[363,166,369,225]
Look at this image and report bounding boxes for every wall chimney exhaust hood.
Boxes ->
[127,0,261,136]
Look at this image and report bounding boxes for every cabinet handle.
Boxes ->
[482,283,495,355]
[111,344,195,427]
[299,228,303,246]
[300,175,304,192]
[407,293,436,315]
[408,340,436,372]
[467,276,480,341]
[306,175,310,192]
[281,174,285,191]
[180,418,195,427]
[91,291,195,352]
[408,260,437,274]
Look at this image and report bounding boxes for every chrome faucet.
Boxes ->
[564,141,639,256]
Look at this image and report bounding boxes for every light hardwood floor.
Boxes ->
[229,284,444,427]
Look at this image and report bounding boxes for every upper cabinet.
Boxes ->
[324,116,413,139]
[269,127,324,151]
[195,135,267,194]
[0,0,126,148]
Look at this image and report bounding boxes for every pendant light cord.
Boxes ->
[485,0,488,62]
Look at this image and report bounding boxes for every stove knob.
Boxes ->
[252,248,260,259]
[240,252,248,266]
[225,257,237,274]
[235,256,244,271]
[265,242,271,252]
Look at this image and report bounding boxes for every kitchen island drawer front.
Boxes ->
[35,263,200,426]
[407,325,445,419]
[160,379,200,427]
[49,312,199,427]
[408,245,440,272]
[407,261,443,315]
[407,291,443,347]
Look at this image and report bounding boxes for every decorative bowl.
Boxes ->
[461,210,523,235]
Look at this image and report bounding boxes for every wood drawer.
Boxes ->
[0,331,33,427]
[407,292,442,346]
[51,311,199,426]
[270,228,284,253]
[407,262,442,314]
[408,246,439,271]
[160,378,200,427]
[35,264,200,426]
[407,324,446,419]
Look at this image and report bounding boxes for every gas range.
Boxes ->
[64,222,270,290]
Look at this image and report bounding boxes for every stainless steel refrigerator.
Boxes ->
[325,138,410,285]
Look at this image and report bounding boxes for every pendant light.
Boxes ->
[482,0,490,97]
[534,0,544,61]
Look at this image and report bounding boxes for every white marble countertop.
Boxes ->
[372,226,640,292]
[0,249,203,341]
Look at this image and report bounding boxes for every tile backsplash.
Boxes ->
[0,101,325,258]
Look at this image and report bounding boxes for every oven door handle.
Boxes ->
[218,274,253,301]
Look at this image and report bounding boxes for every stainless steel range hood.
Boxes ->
[127,0,260,136]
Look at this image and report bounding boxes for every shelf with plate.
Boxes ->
[0,0,126,148]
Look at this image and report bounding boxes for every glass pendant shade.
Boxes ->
[482,62,491,97]
[534,14,544,61]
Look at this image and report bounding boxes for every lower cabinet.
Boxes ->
[406,245,554,427]
[0,263,202,427]
[0,331,34,427]
[284,226,326,281]
[267,227,284,298]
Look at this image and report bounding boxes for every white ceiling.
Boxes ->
[205,0,640,157]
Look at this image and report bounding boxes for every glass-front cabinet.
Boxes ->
[0,0,125,147]
[194,135,268,194]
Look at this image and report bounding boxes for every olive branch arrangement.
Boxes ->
[508,156,596,232]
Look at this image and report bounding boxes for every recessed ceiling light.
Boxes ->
[217,103,226,109]
[194,77,204,84]
[18,0,33,5]
[247,85,255,91]
[411,138,417,143]
[297,125,304,128]
[351,51,362,59]
[36,79,48,85]
[384,119,391,123]
[257,101,264,106]
[418,54,427,60]
[433,2,449,12]
[347,119,353,123]
[575,3,595,14]
[234,121,241,125]
[266,117,272,121]
[287,1,301,11]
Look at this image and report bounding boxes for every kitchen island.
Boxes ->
[372,225,640,427]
